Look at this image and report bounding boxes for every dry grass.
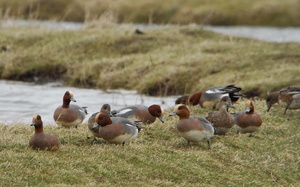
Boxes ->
[0,25,299,97]
[0,99,299,186]
[0,0,300,26]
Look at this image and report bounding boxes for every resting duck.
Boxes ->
[92,112,139,145]
[234,100,262,137]
[29,114,60,151]
[88,104,112,143]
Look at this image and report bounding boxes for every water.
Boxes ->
[0,80,177,125]
[203,26,300,43]
[1,20,300,43]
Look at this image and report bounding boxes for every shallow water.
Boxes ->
[1,20,300,43]
[0,80,177,125]
[202,26,300,43]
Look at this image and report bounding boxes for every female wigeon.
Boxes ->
[199,84,242,109]
[29,114,60,151]
[88,104,112,143]
[92,112,139,145]
[266,91,280,112]
[53,91,87,128]
[175,92,202,106]
[206,96,235,135]
[169,104,214,149]
[234,100,262,137]
[278,86,300,114]
[111,104,164,124]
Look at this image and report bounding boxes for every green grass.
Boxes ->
[0,100,299,186]
[1,0,300,26]
[0,25,299,97]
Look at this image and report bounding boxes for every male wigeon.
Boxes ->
[111,104,164,124]
[266,91,280,112]
[199,84,242,109]
[29,114,60,151]
[175,92,202,106]
[53,91,87,128]
[234,100,262,137]
[92,112,139,145]
[169,104,214,149]
[206,96,235,135]
[278,86,300,114]
[88,104,112,143]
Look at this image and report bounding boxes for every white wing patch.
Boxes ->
[117,108,133,115]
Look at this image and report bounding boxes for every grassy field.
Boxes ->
[0,24,300,98]
[0,100,299,186]
[0,0,300,26]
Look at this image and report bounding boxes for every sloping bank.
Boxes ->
[0,24,299,97]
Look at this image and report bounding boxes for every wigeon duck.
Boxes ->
[234,100,262,137]
[29,114,60,151]
[111,104,164,124]
[53,91,87,128]
[169,104,214,149]
[88,104,112,143]
[206,96,235,135]
[199,84,242,109]
[175,92,202,106]
[278,86,300,114]
[266,91,280,112]
[92,112,139,145]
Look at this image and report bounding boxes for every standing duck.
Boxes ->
[92,112,139,145]
[199,84,242,109]
[29,114,60,151]
[266,91,280,112]
[111,104,164,124]
[234,100,262,137]
[53,91,87,128]
[278,86,300,114]
[206,96,235,135]
[169,104,214,149]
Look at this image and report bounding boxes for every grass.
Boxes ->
[0,100,299,186]
[0,24,300,97]
[1,0,300,26]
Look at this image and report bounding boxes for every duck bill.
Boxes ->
[92,123,99,129]
[158,116,165,123]
[168,112,177,117]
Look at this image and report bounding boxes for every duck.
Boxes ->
[169,104,214,149]
[278,86,300,114]
[111,104,164,124]
[92,112,139,145]
[266,91,280,112]
[199,84,242,109]
[88,104,112,143]
[234,100,262,137]
[175,92,202,106]
[53,91,87,128]
[205,96,235,135]
[29,114,60,151]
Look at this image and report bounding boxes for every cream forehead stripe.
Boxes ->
[173,104,188,111]
[68,91,74,96]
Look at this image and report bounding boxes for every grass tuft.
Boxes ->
[0,99,299,186]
